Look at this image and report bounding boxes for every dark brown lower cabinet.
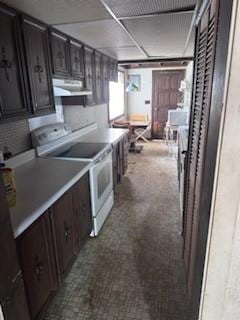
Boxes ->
[15,173,91,319]
[2,279,30,320]
[0,172,30,320]
[112,135,128,190]
[72,173,92,254]
[17,212,57,320]
[51,192,75,276]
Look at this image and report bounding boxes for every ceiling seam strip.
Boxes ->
[99,0,149,58]
[118,6,195,20]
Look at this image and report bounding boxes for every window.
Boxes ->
[109,71,125,120]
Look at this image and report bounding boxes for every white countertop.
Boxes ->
[76,128,128,146]
[10,157,91,238]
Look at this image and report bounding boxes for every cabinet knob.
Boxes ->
[35,255,44,282]
[64,221,70,241]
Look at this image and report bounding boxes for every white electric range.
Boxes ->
[31,123,114,236]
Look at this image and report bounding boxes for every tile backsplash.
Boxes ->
[0,119,32,156]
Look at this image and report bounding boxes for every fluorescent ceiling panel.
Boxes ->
[1,0,111,24]
[103,0,196,18]
[123,12,193,57]
[56,19,135,48]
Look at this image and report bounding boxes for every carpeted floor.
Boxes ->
[45,141,189,320]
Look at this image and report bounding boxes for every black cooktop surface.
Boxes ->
[48,142,109,159]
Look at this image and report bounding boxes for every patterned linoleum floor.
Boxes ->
[44,141,189,320]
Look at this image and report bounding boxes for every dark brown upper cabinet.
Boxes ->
[0,5,30,120]
[102,55,110,104]
[84,46,95,106]
[22,16,54,115]
[94,51,102,104]
[70,39,84,79]
[109,59,118,82]
[49,29,71,78]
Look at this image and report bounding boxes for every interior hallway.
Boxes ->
[45,141,189,320]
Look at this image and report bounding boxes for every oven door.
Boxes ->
[90,151,113,216]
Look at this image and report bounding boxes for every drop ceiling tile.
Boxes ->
[104,0,196,18]
[56,19,135,48]
[1,0,111,24]
[99,47,146,61]
[123,12,193,57]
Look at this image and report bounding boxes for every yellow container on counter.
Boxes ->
[2,167,16,208]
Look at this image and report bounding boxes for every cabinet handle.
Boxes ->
[34,56,44,83]
[64,221,70,241]
[0,47,12,81]
[35,255,44,282]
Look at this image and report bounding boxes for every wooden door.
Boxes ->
[152,70,184,138]
[70,39,84,79]
[17,212,57,319]
[0,5,30,120]
[51,192,75,275]
[102,55,110,104]
[84,47,95,105]
[95,51,102,104]
[72,173,92,253]
[0,172,30,320]
[23,17,54,114]
[182,0,233,318]
[50,30,71,78]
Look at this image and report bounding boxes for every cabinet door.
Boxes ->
[17,212,57,319]
[0,6,29,120]
[122,135,128,175]
[109,59,118,82]
[112,145,118,190]
[2,278,30,320]
[84,47,95,105]
[72,173,92,253]
[23,17,54,114]
[50,30,70,78]
[70,40,84,79]
[0,172,30,320]
[94,51,102,104]
[102,55,110,103]
[51,192,75,275]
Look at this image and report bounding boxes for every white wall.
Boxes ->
[127,66,190,121]
[199,1,240,318]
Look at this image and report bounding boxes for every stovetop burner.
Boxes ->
[48,142,109,159]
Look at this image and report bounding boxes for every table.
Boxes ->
[129,121,151,143]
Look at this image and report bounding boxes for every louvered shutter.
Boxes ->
[183,0,219,294]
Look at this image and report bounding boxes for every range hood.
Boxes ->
[53,79,92,97]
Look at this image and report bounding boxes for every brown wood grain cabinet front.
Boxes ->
[17,212,57,320]
[0,6,30,120]
[16,173,92,319]
[51,191,75,276]
[49,30,71,78]
[70,39,84,79]
[22,17,54,115]
[94,51,102,104]
[102,55,110,104]
[72,174,92,253]
[84,47,96,106]
[112,135,128,190]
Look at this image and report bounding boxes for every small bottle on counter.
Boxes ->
[0,151,17,208]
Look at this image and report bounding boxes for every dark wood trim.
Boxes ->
[119,57,194,65]
[190,0,234,319]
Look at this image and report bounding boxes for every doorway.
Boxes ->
[152,70,184,139]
